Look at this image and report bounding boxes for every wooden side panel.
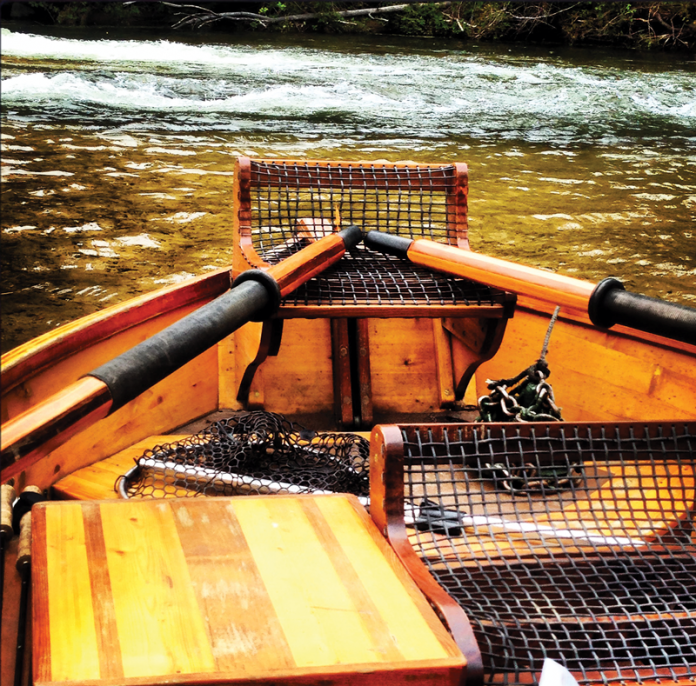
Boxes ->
[478,307,696,421]
[254,319,335,416]
[368,319,441,416]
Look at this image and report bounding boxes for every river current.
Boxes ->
[1,27,695,353]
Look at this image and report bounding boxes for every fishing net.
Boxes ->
[118,411,369,501]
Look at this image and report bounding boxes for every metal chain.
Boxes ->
[477,307,563,423]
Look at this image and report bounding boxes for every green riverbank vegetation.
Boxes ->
[4,1,696,51]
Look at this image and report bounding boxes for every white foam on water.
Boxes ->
[114,234,161,248]
[2,30,694,141]
[63,222,104,232]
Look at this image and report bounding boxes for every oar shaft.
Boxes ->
[589,278,696,345]
[13,486,42,686]
[366,231,594,313]
[14,513,31,686]
[269,227,355,296]
[365,231,696,345]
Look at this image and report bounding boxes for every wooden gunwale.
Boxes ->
[1,268,232,397]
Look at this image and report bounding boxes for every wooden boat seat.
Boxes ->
[369,421,696,686]
[231,158,516,428]
[31,494,467,686]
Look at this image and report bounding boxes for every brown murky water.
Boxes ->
[2,27,694,354]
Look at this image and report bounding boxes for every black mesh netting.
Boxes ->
[118,412,369,500]
[248,160,460,261]
[398,422,696,686]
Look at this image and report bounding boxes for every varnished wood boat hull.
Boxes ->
[1,264,694,492]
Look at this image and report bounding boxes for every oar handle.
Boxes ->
[1,484,16,543]
[16,512,32,571]
[14,486,42,686]
[88,225,361,411]
[14,486,43,570]
[365,231,696,345]
[1,227,362,483]
[589,278,696,345]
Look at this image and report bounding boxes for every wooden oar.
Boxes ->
[1,226,362,483]
[365,230,696,345]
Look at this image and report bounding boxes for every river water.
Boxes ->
[2,26,695,354]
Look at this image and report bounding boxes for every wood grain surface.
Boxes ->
[32,494,465,686]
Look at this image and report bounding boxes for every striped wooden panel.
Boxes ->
[32,494,465,686]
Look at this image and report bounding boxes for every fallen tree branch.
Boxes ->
[508,2,582,22]
[140,1,453,30]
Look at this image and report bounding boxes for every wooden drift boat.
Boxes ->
[1,158,695,686]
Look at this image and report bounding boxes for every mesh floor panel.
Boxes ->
[399,422,696,685]
[280,245,507,308]
[249,160,461,259]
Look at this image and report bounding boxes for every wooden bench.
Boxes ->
[369,420,696,686]
[231,158,516,429]
[31,494,467,685]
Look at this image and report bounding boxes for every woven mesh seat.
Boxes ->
[370,421,696,686]
[281,245,508,310]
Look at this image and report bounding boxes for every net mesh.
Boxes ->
[398,422,696,685]
[248,160,462,262]
[120,412,369,500]
[281,244,506,308]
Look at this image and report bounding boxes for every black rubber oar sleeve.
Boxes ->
[89,280,273,412]
[364,230,413,258]
[589,278,696,345]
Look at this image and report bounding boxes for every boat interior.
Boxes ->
[1,159,695,686]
